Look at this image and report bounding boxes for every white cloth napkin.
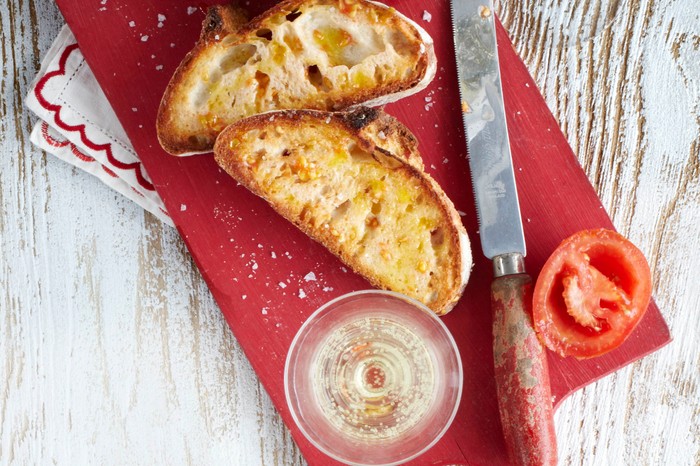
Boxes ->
[25,25,174,226]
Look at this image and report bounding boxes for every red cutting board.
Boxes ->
[54,1,670,464]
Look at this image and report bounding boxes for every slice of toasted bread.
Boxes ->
[157,0,436,156]
[213,107,471,314]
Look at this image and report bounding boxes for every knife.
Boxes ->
[450,1,557,465]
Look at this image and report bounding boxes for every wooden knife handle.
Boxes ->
[492,274,557,466]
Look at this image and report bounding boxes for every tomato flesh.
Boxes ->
[533,229,652,359]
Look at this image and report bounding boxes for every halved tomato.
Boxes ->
[533,228,652,359]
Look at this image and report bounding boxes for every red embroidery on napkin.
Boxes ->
[70,144,95,162]
[42,121,121,179]
[102,166,118,178]
[41,122,70,148]
[34,43,155,191]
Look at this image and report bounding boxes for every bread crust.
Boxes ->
[157,5,249,155]
[214,108,471,314]
[157,0,435,156]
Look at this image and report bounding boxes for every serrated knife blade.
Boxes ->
[450,1,558,465]
[451,0,524,263]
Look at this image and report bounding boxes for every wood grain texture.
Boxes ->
[496,0,700,464]
[0,1,304,464]
[1,1,697,466]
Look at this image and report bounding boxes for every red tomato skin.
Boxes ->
[533,229,652,359]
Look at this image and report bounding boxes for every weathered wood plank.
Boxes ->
[0,0,304,464]
[497,0,700,464]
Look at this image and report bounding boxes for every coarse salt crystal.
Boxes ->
[303,272,317,282]
[251,261,259,270]
[378,130,386,140]
[271,252,277,259]
[261,307,268,315]
[158,14,166,21]
[457,210,467,217]
[242,294,247,300]
[187,6,198,15]
[180,204,187,211]
[422,10,432,22]
[298,289,307,299]
[155,65,163,71]
[129,21,135,27]
[279,282,287,289]
[140,35,149,42]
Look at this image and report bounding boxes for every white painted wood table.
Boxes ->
[2,0,698,464]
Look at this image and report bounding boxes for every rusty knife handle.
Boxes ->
[492,274,557,466]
